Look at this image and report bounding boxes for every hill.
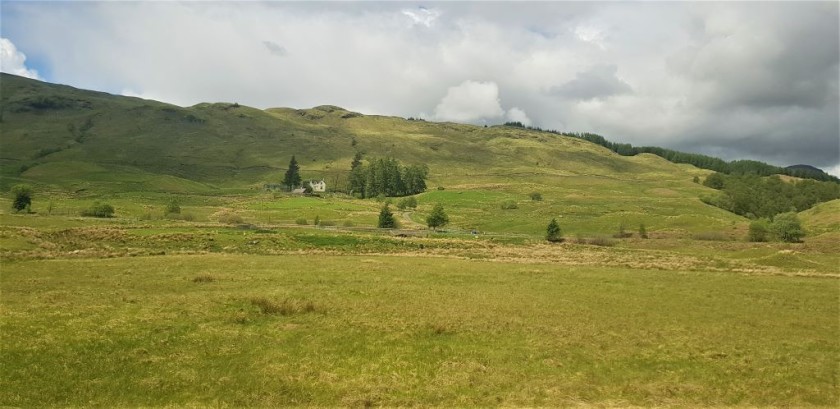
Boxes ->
[1,73,745,235]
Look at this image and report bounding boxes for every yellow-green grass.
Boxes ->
[1,254,837,407]
[800,199,840,235]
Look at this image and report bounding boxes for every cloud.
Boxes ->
[432,80,505,123]
[550,65,632,101]
[1,2,836,171]
[262,41,287,57]
[0,37,42,80]
[402,6,441,28]
[506,107,532,126]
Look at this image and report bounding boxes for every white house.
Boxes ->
[308,180,326,192]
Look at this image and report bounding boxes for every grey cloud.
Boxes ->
[262,41,287,57]
[2,1,837,174]
[550,65,632,100]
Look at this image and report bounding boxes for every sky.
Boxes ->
[2,1,838,175]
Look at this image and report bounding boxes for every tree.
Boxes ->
[703,173,725,189]
[283,155,302,191]
[770,212,805,243]
[426,203,449,230]
[378,204,397,229]
[10,184,33,213]
[546,218,563,242]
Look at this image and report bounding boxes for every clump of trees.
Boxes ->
[349,155,428,198]
[10,184,33,213]
[701,173,840,219]
[747,213,804,243]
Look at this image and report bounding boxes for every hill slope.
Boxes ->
[1,73,744,234]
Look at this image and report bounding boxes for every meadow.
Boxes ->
[2,195,839,406]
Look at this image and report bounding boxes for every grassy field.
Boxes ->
[2,253,837,407]
[1,200,839,406]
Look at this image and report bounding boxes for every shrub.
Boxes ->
[81,202,115,218]
[10,184,33,213]
[639,223,648,239]
[529,192,543,201]
[342,220,354,227]
[747,220,769,242]
[771,212,804,243]
[319,220,336,227]
[397,196,418,210]
[500,200,518,210]
[437,186,445,191]
[165,198,181,215]
[613,224,633,238]
[314,215,321,226]
[295,218,308,225]
[216,210,243,225]
[193,275,216,283]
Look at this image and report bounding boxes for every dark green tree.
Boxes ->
[283,155,302,191]
[546,218,563,242]
[703,173,725,189]
[10,184,33,213]
[426,203,449,230]
[378,204,397,229]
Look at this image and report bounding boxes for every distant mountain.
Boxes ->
[786,164,827,174]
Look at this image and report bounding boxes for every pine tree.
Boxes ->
[283,155,302,191]
[378,204,397,229]
[546,218,562,242]
[426,203,449,230]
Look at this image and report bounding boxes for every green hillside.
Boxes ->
[1,73,744,235]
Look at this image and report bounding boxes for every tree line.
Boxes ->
[502,123,838,183]
[701,172,840,219]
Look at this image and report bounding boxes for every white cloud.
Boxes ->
[506,107,532,126]
[825,163,840,178]
[402,7,441,28]
[432,80,505,123]
[1,2,836,170]
[0,37,42,80]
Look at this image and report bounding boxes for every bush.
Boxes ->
[771,212,804,243]
[216,210,244,225]
[529,192,543,201]
[165,198,181,215]
[613,224,633,238]
[500,200,518,210]
[81,202,115,218]
[319,220,336,227]
[10,184,33,213]
[747,220,769,242]
[342,220,354,227]
[639,223,648,239]
[397,196,418,210]
[295,218,308,225]
[314,215,321,226]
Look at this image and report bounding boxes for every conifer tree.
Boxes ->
[378,204,396,229]
[546,218,563,242]
[283,155,302,191]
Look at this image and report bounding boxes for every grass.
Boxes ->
[2,254,837,406]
